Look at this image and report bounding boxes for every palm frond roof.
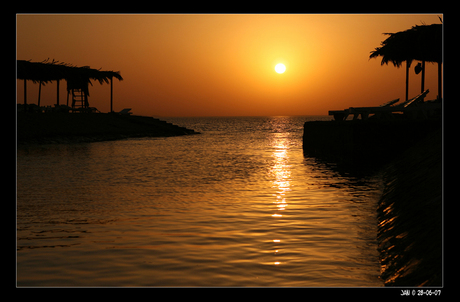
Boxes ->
[17,59,123,84]
[370,23,442,67]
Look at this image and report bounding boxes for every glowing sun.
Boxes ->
[275,63,286,74]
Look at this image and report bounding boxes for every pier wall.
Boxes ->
[377,128,442,286]
[303,119,442,286]
[302,119,441,173]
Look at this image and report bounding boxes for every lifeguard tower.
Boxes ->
[66,75,90,111]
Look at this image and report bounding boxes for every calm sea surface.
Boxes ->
[17,116,383,287]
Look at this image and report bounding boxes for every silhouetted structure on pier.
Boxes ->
[370,22,442,101]
[329,90,440,121]
[17,59,123,112]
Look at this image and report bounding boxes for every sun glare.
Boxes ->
[275,63,286,74]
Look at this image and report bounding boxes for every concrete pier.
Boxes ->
[302,119,441,173]
[377,128,442,286]
[303,119,442,286]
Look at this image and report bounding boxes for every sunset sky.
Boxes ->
[16,14,442,117]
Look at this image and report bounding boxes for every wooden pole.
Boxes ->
[84,91,89,108]
[23,79,27,106]
[56,79,60,106]
[438,62,442,100]
[421,61,425,93]
[110,77,113,113]
[405,60,410,101]
[38,81,42,107]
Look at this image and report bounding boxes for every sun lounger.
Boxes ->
[329,90,429,121]
[380,98,401,107]
[117,108,132,115]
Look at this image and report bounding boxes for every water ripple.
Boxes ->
[17,116,382,287]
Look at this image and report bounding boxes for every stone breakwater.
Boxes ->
[17,112,200,145]
[303,119,442,286]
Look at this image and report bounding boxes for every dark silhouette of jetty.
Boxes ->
[303,22,443,287]
[305,21,443,169]
[328,22,442,122]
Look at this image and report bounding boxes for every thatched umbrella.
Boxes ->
[17,59,67,107]
[370,23,442,101]
[17,59,123,111]
[17,59,123,84]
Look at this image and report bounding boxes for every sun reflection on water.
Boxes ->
[271,134,291,209]
[268,132,292,265]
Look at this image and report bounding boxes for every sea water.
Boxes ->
[17,116,383,287]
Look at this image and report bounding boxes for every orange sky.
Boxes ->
[16,14,442,117]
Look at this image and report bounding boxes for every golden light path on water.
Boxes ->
[270,133,291,266]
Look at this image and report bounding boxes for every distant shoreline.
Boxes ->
[17,112,200,145]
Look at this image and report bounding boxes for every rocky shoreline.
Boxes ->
[17,112,199,145]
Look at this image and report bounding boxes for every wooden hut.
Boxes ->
[17,59,123,112]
